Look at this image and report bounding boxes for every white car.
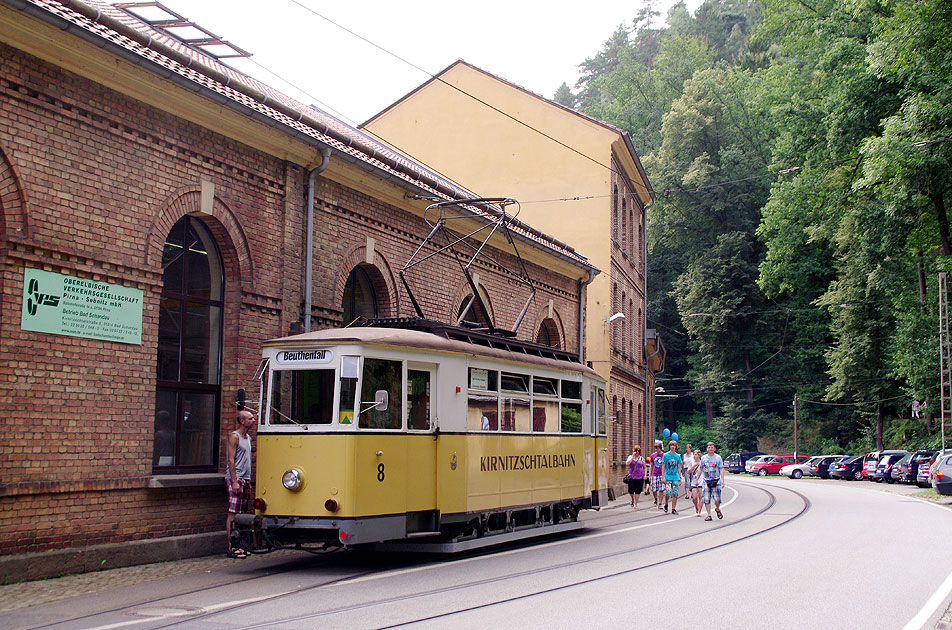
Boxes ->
[745,454,774,473]
[780,456,824,479]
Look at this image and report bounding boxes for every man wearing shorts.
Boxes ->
[225,409,256,558]
[700,441,725,521]
[661,440,683,514]
[649,441,665,507]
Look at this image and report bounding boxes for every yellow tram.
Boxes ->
[234,319,609,552]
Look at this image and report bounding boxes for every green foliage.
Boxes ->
[564,0,952,453]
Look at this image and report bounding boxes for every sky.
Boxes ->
[137,0,702,126]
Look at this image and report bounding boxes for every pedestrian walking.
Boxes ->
[625,446,646,508]
[689,453,703,515]
[700,441,725,521]
[662,440,683,514]
[649,441,665,507]
[682,444,695,498]
[225,409,256,558]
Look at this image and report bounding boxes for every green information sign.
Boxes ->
[21,268,144,345]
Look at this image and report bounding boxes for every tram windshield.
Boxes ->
[270,369,334,425]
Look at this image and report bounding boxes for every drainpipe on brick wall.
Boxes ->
[642,200,654,448]
[304,148,332,332]
[578,269,596,364]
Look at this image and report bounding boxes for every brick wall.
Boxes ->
[0,44,584,562]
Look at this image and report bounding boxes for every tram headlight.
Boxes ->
[282,468,304,492]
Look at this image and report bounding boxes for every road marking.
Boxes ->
[86,594,285,630]
[901,496,952,630]
[333,487,740,587]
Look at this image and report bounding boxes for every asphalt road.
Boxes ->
[2,476,951,630]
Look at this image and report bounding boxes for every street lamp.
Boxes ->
[605,312,625,324]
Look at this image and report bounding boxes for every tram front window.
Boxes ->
[270,369,334,425]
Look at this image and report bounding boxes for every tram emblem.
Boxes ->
[450,453,457,470]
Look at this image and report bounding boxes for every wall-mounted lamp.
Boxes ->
[605,312,626,324]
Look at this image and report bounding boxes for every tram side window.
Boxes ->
[561,380,582,433]
[339,356,358,426]
[500,372,529,393]
[501,397,530,431]
[595,387,607,435]
[407,369,430,431]
[533,399,559,432]
[468,395,498,431]
[270,369,334,425]
[361,358,402,429]
[469,367,498,391]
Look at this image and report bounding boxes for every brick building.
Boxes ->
[0,0,597,579]
[364,61,666,485]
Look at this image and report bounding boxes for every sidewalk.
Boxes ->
[0,549,303,614]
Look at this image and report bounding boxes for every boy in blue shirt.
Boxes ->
[661,440,683,514]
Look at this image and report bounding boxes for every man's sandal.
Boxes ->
[715,508,723,519]
[227,548,248,559]
[704,516,713,521]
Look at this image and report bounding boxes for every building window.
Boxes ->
[342,265,379,325]
[536,317,561,348]
[458,289,492,328]
[153,216,224,472]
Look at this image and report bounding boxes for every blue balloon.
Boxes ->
[671,432,679,442]
[662,428,671,438]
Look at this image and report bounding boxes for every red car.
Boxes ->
[750,455,810,476]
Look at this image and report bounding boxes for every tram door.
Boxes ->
[592,385,610,506]
[406,364,437,516]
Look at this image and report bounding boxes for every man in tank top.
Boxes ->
[225,409,256,558]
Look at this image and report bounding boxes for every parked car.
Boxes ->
[745,454,774,473]
[917,459,933,487]
[726,451,765,474]
[916,449,945,487]
[931,450,952,495]
[812,455,849,479]
[862,450,906,480]
[903,450,938,485]
[781,456,824,479]
[750,455,809,476]
[861,451,883,479]
[829,455,864,480]
[872,451,908,482]
[891,453,913,483]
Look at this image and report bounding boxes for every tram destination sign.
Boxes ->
[20,268,143,345]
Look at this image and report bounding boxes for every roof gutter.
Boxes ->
[41,0,471,203]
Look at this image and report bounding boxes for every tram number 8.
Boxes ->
[377,463,385,482]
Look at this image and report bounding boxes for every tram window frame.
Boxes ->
[358,357,403,430]
[560,379,583,433]
[500,372,529,393]
[532,376,558,396]
[469,367,498,392]
[561,379,582,401]
[407,365,433,431]
[269,367,336,426]
[594,386,607,435]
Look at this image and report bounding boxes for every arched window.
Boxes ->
[153,216,224,472]
[536,317,561,348]
[457,287,492,328]
[341,264,379,325]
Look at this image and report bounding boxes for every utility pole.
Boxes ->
[940,273,950,451]
[793,394,798,458]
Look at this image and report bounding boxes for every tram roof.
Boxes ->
[264,326,602,380]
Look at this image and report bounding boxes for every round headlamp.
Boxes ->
[282,468,304,491]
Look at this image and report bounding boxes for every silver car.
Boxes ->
[931,449,952,495]
[745,454,774,473]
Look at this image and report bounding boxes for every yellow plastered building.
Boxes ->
[364,61,663,478]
